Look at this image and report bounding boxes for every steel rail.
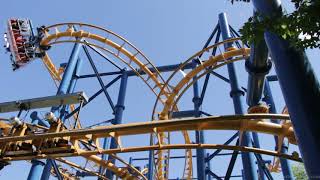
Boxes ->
[37,22,176,179]
[151,38,248,179]
[37,24,163,179]
[40,23,172,98]
[39,23,180,179]
[2,143,301,162]
[0,114,295,144]
[0,115,299,164]
[55,158,108,180]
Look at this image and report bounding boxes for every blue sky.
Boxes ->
[0,0,318,179]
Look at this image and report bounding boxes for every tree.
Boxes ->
[232,0,320,49]
[292,163,308,180]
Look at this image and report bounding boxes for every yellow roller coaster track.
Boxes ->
[38,22,173,179]
[8,22,296,180]
[0,114,299,164]
[151,37,251,179]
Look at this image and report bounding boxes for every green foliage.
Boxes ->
[237,0,320,49]
[292,163,308,180]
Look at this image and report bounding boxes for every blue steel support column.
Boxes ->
[147,137,154,180]
[40,42,82,180]
[27,160,45,180]
[263,80,293,179]
[53,42,83,116]
[106,69,128,179]
[218,13,258,180]
[192,61,205,180]
[68,57,83,94]
[245,12,271,179]
[245,15,271,107]
[252,0,320,177]
[251,132,265,180]
[99,138,110,176]
[28,113,46,180]
[206,153,212,180]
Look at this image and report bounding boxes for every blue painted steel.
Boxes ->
[245,13,272,180]
[68,57,83,94]
[56,43,82,101]
[28,112,47,180]
[192,61,205,180]
[27,160,45,180]
[30,111,50,127]
[171,110,197,118]
[147,140,154,180]
[99,137,110,176]
[49,159,63,180]
[245,26,271,106]
[263,80,293,179]
[106,70,128,179]
[266,75,278,82]
[224,140,239,180]
[41,162,52,180]
[29,112,48,180]
[65,75,122,120]
[252,0,320,177]
[83,45,115,111]
[206,153,212,180]
[63,57,83,127]
[206,132,238,161]
[40,42,82,180]
[251,132,266,180]
[218,13,258,180]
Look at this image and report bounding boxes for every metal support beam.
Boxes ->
[263,80,293,179]
[0,92,87,113]
[28,112,48,180]
[83,45,115,112]
[252,132,266,180]
[252,0,320,177]
[192,61,205,180]
[171,110,198,118]
[27,159,45,180]
[65,75,121,120]
[98,137,110,176]
[106,70,128,179]
[206,169,222,180]
[218,12,258,180]
[147,136,154,180]
[224,140,239,180]
[245,14,271,106]
[49,159,63,180]
[40,42,82,180]
[206,153,212,180]
[206,132,238,161]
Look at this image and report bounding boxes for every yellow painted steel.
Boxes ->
[55,158,109,180]
[0,114,298,163]
[39,23,171,98]
[151,38,250,179]
[6,22,296,179]
[37,23,175,179]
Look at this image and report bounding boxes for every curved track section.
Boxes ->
[37,23,174,179]
[39,23,171,98]
[152,38,250,179]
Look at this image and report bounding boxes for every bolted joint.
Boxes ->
[229,89,245,98]
[192,96,202,106]
[115,104,125,111]
[245,59,272,77]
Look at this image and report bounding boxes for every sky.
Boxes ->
[0,0,318,179]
